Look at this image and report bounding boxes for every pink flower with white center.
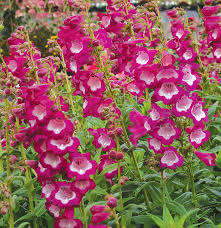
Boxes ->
[99,155,122,182]
[35,162,58,183]
[40,151,66,170]
[172,93,193,117]
[171,21,189,40]
[45,112,74,137]
[195,151,216,166]
[134,47,157,66]
[45,202,61,218]
[41,181,56,201]
[125,81,143,97]
[72,179,96,194]
[190,102,208,125]
[181,64,200,90]
[149,103,171,123]
[148,137,164,154]
[89,128,116,152]
[70,41,83,54]
[160,147,184,170]
[155,119,181,145]
[33,136,47,155]
[180,48,197,63]
[134,65,158,89]
[47,136,80,155]
[154,82,183,105]
[213,47,221,62]
[128,109,153,146]
[187,125,210,148]
[161,52,176,67]
[55,218,83,228]
[67,152,97,180]
[156,68,182,84]
[53,182,83,208]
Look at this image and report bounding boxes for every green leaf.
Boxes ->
[166,201,187,216]
[204,95,221,102]
[16,222,30,228]
[146,213,166,228]
[178,209,199,227]
[207,189,221,198]
[34,200,46,217]
[132,215,155,225]
[15,213,34,224]
[163,205,174,226]
[208,101,219,119]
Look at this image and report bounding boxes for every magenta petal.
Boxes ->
[195,151,216,166]
[160,147,184,170]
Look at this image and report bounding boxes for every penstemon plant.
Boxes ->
[0,0,221,227]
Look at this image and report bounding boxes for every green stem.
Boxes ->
[80,200,88,228]
[131,151,151,209]
[51,60,61,110]
[187,156,197,207]
[26,31,40,84]
[58,45,75,114]
[161,170,165,205]
[113,208,120,228]
[15,118,38,228]
[118,161,125,227]
[5,99,14,228]
[0,132,3,173]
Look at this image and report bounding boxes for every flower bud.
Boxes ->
[5,88,11,95]
[106,197,118,209]
[119,179,125,185]
[92,40,99,47]
[115,127,123,136]
[109,150,117,159]
[122,176,129,182]
[25,160,38,169]
[9,155,17,164]
[1,206,8,215]
[116,152,124,160]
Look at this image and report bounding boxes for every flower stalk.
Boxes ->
[5,98,14,228]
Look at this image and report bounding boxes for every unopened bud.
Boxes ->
[106,197,118,209]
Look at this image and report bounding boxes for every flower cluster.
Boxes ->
[127,5,218,169]
[4,27,98,227]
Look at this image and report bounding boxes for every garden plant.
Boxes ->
[0,0,221,227]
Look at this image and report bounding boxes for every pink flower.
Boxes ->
[99,155,121,182]
[154,82,184,105]
[55,218,83,228]
[47,136,80,155]
[195,151,216,166]
[91,213,110,224]
[89,128,116,152]
[45,202,61,218]
[160,147,184,170]
[67,152,97,179]
[154,119,181,145]
[172,93,194,117]
[187,125,210,148]
[53,182,83,208]
[201,6,220,17]
[128,109,153,146]
[156,68,182,84]
[148,137,164,154]
[41,181,56,201]
[90,205,107,215]
[72,179,96,194]
[40,151,66,170]
[190,101,208,125]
